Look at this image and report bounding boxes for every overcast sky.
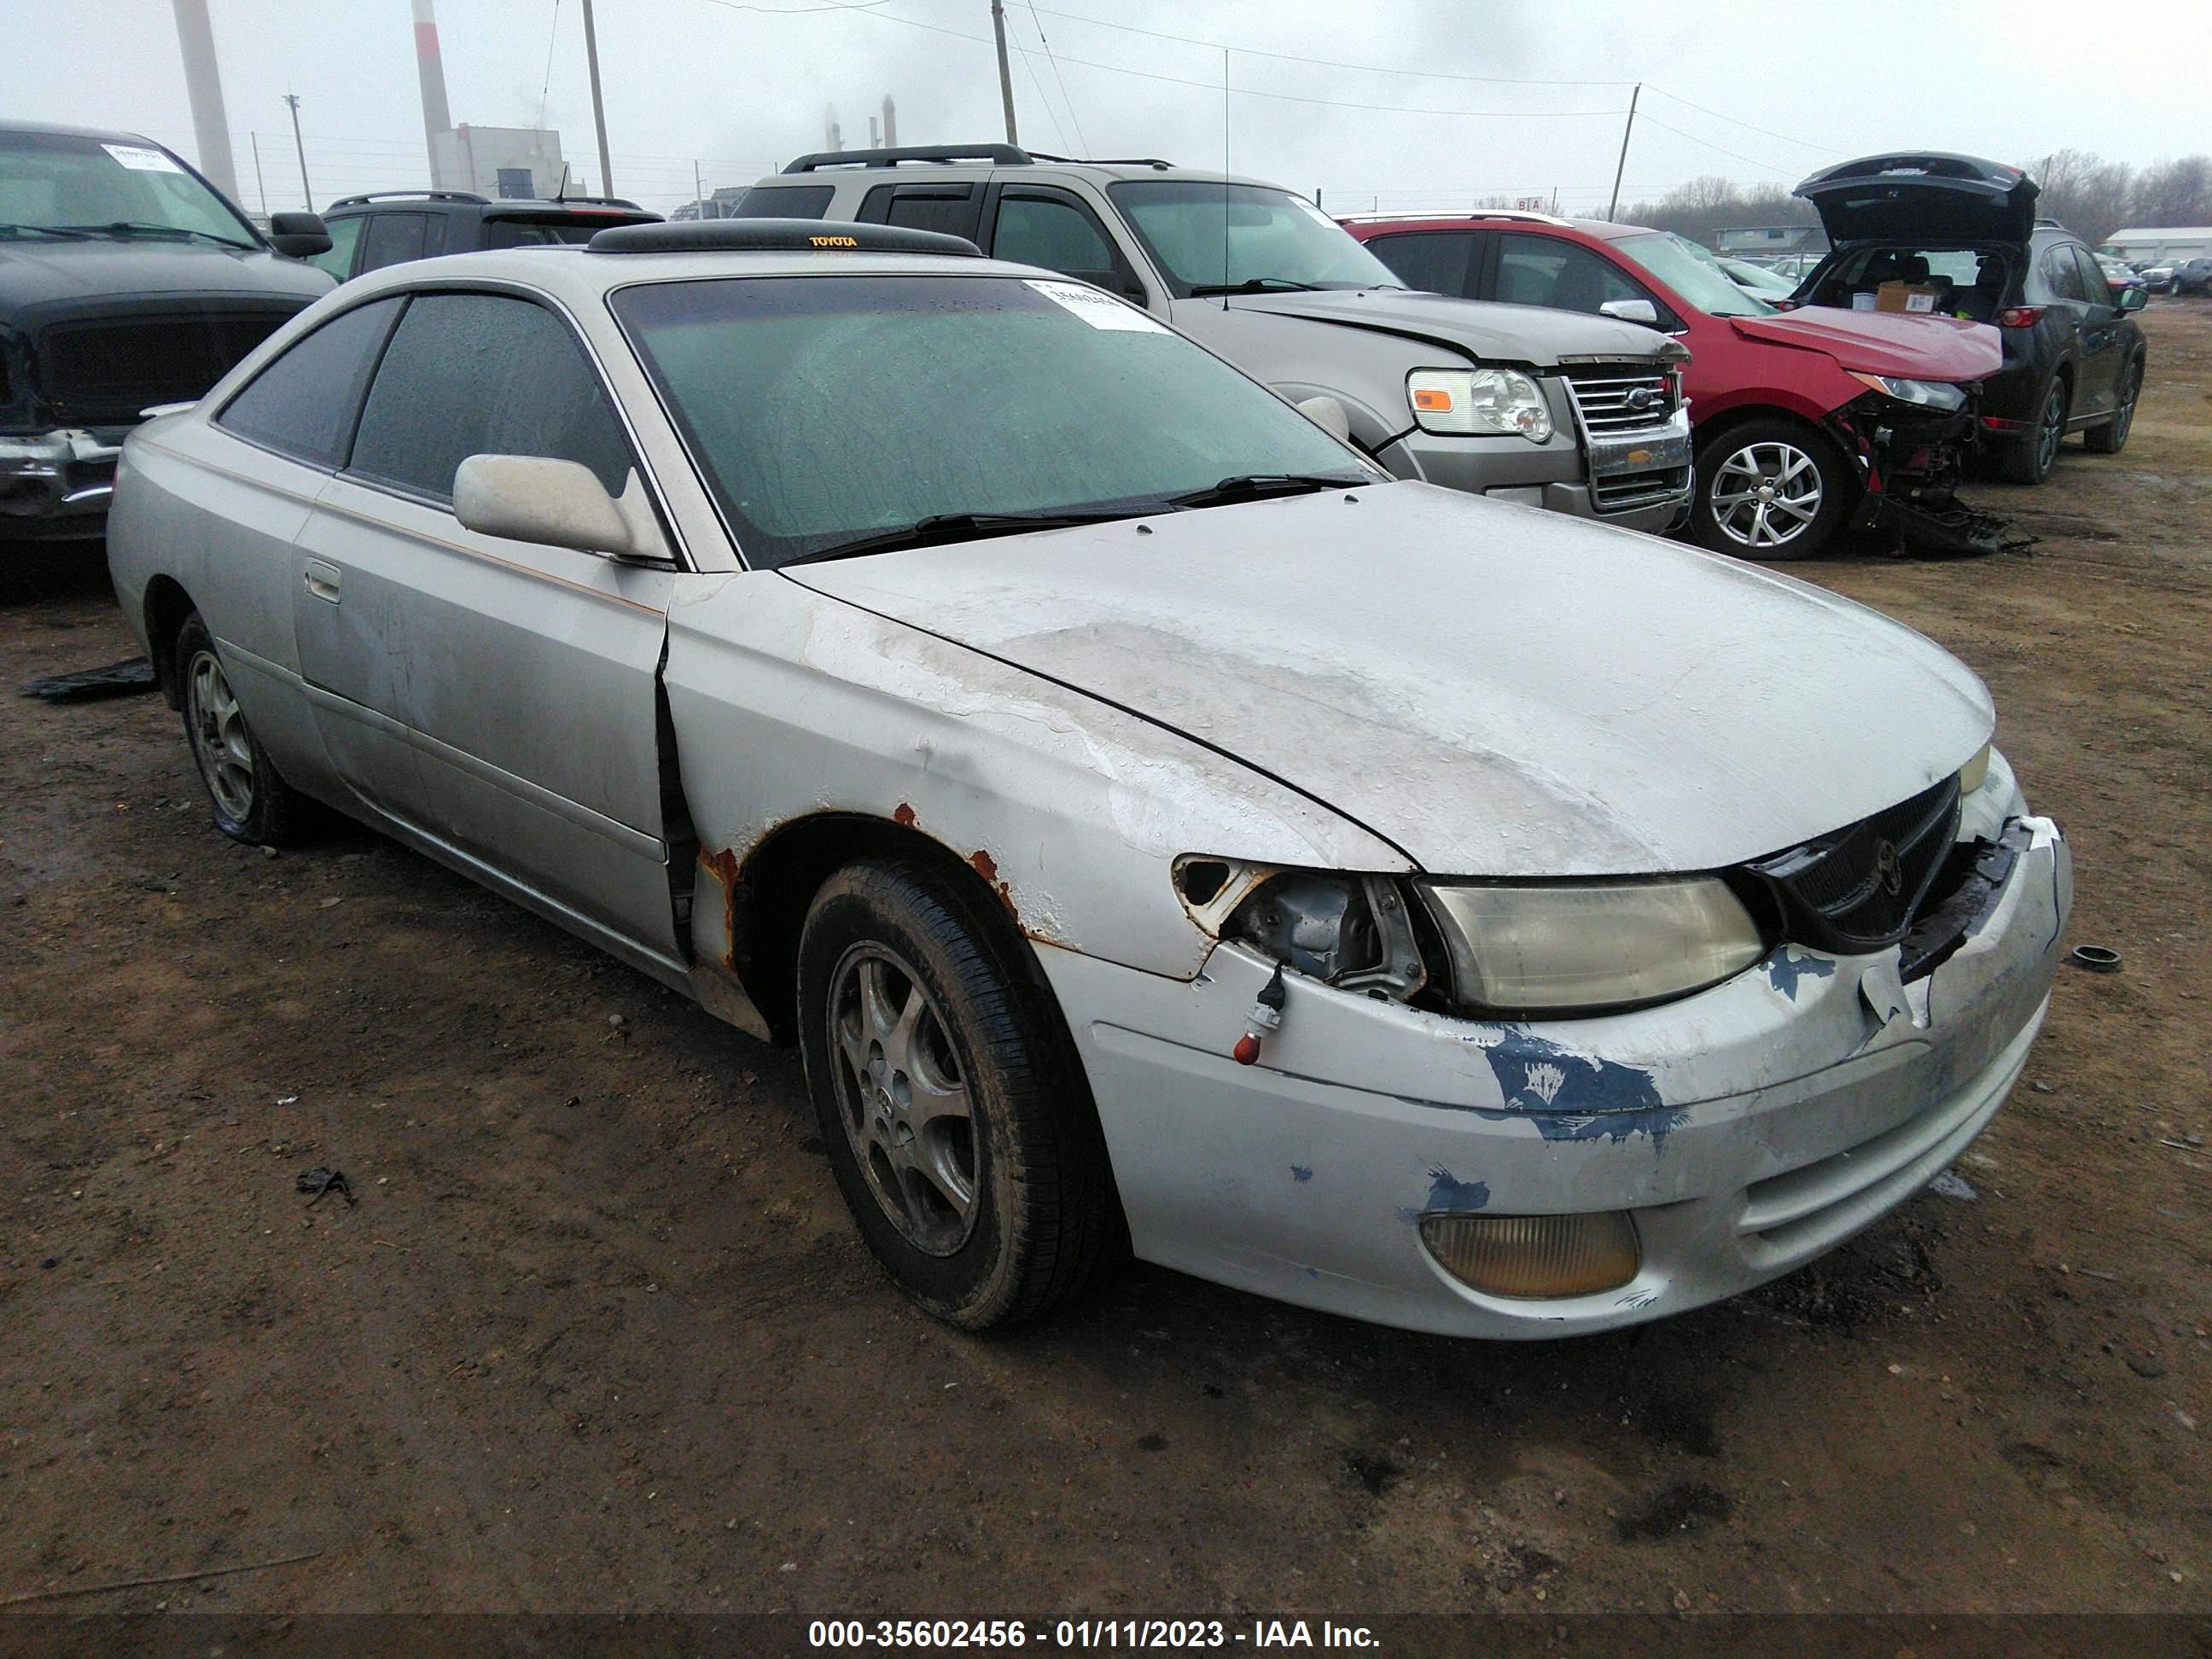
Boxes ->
[4,0,2207,217]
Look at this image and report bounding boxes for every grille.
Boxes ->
[37,308,300,424]
[1591,465,1691,513]
[1743,774,1962,953]
[1563,364,1679,435]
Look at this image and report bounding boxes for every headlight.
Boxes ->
[1959,741,1992,795]
[1419,877,1766,1016]
[1208,867,1427,1001]
[1407,367,1555,441]
[1848,372,1967,411]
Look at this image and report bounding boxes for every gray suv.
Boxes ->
[736,145,1692,533]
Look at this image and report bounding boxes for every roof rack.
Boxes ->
[1339,207,1573,226]
[329,189,489,208]
[1025,152,1177,171]
[783,143,1032,173]
[541,194,646,211]
[585,217,980,257]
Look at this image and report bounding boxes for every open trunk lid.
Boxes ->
[1795,153,2040,246]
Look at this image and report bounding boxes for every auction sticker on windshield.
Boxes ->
[1024,278,1167,332]
[102,143,184,172]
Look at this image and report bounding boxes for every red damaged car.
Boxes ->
[1342,210,2001,559]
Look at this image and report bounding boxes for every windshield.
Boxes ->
[611,274,1375,568]
[0,129,258,245]
[1614,231,1774,318]
[1107,180,1405,298]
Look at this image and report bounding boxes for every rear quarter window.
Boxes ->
[214,296,405,469]
[731,185,834,219]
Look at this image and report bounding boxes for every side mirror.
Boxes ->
[266,211,332,259]
[1599,297,1661,327]
[2117,284,2148,312]
[453,455,671,562]
[1294,394,1353,442]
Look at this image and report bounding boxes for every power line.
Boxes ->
[1640,85,1843,158]
[1022,1,1090,155]
[1634,113,1793,178]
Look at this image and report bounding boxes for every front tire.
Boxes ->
[796,859,1117,1329]
[2082,358,2142,454]
[1689,419,1852,561]
[177,612,311,846]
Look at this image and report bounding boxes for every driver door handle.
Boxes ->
[303,560,342,604]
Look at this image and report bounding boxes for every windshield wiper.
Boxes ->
[1187,276,1323,296]
[1167,473,1371,509]
[0,222,93,240]
[57,221,258,250]
[781,509,1138,568]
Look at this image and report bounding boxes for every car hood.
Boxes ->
[1225,287,1685,368]
[1729,306,2002,381]
[1795,152,2040,246]
[0,236,333,314]
[785,484,1994,876]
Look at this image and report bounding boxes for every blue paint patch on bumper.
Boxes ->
[1468,1025,1688,1147]
[1766,946,1838,999]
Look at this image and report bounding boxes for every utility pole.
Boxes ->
[1606,83,1640,222]
[989,0,1019,147]
[882,95,897,148]
[283,94,311,209]
[579,0,614,199]
[250,131,266,216]
[694,159,706,218]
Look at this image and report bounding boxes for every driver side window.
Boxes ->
[1496,233,1648,317]
[991,193,1141,300]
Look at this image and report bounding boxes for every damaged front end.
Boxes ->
[1828,379,2009,555]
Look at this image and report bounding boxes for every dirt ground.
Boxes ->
[2,302,2208,1626]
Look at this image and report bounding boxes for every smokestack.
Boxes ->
[169,0,240,201]
[825,104,841,152]
[412,0,455,186]
[882,96,897,148]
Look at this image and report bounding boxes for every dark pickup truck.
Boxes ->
[2,119,333,541]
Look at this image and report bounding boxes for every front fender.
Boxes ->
[662,571,1408,988]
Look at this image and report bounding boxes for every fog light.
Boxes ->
[1418,1212,1641,1299]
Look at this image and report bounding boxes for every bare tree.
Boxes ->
[2031,149,2133,246]
[2127,155,2212,229]
[1614,176,1817,244]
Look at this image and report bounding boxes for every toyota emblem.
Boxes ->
[1873,839,1903,897]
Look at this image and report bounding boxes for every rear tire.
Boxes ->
[1689,418,1852,562]
[1999,373,2069,483]
[796,859,1118,1329]
[2082,358,2142,455]
[176,612,312,846]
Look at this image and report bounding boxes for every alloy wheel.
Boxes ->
[185,649,255,822]
[1706,440,1824,550]
[2111,366,2140,446]
[826,944,978,1255]
[2036,382,2066,475]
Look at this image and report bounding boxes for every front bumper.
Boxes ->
[1040,783,2069,1338]
[1380,405,1693,536]
[0,428,125,536]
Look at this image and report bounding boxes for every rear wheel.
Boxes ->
[1689,419,1852,561]
[1999,373,2069,483]
[2082,358,2142,454]
[796,859,1117,1329]
[177,612,311,846]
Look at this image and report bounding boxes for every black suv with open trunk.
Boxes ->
[1791,153,2147,484]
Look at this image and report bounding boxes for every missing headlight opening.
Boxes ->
[1226,872,1427,1001]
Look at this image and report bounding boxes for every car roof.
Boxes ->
[321,244,1057,308]
[754,154,1284,191]
[0,118,167,147]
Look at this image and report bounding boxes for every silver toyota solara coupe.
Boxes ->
[107,218,2071,1338]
